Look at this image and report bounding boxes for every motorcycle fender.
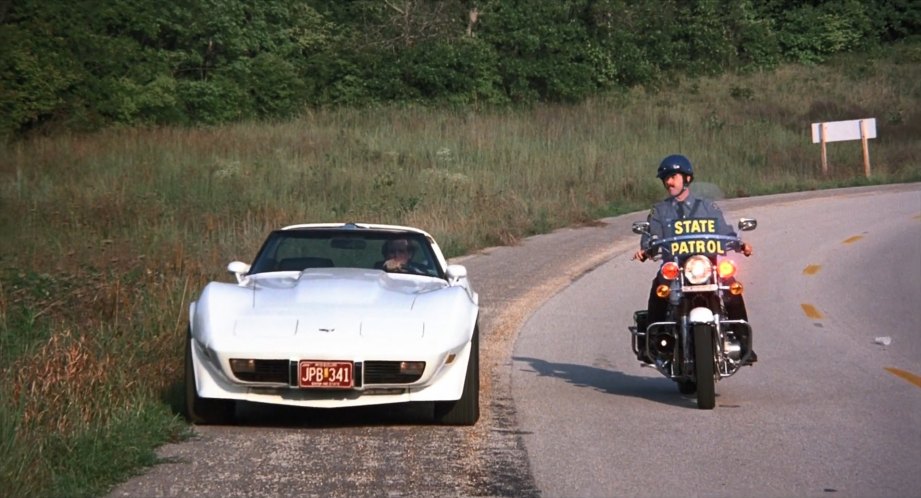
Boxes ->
[688,307,715,324]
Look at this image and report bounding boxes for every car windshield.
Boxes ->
[248,229,442,278]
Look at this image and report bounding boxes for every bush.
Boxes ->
[776,1,875,64]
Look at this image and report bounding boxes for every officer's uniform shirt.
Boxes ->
[641,191,736,253]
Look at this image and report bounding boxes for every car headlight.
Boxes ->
[684,255,713,284]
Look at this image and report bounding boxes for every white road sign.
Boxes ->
[811,118,877,143]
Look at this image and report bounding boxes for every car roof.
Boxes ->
[278,222,432,238]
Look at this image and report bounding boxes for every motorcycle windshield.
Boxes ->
[660,218,737,258]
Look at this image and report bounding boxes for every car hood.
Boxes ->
[248,267,444,310]
[222,268,449,341]
[193,268,475,345]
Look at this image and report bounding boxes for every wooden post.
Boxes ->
[820,123,828,175]
[860,119,871,178]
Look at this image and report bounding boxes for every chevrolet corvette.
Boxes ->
[185,223,479,425]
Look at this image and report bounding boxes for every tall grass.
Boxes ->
[1,45,919,497]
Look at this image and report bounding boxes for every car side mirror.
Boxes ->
[632,221,650,235]
[227,261,251,284]
[445,264,468,284]
[738,218,757,232]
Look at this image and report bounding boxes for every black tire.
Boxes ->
[692,324,716,410]
[185,327,235,425]
[434,325,480,425]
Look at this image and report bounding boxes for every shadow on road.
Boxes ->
[513,355,701,408]
[231,399,438,428]
[162,378,442,428]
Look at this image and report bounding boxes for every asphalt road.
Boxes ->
[108,183,920,497]
[512,183,921,497]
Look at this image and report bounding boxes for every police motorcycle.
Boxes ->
[629,217,757,409]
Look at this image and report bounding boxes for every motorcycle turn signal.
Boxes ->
[718,259,737,278]
[660,262,680,280]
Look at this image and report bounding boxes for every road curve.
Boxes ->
[109,183,919,497]
[512,183,921,497]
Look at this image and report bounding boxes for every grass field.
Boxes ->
[1,43,919,497]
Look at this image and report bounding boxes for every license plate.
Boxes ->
[684,283,718,292]
[298,360,354,389]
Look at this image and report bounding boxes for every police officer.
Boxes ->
[632,154,756,363]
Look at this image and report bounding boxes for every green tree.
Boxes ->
[478,0,598,102]
[1,0,915,136]
[759,0,877,64]
[0,0,331,134]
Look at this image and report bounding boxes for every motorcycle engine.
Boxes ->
[723,332,742,363]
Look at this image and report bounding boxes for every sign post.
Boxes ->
[860,119,871,177]
[810,118,876,178]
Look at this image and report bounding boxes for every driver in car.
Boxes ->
[380,238,426,274]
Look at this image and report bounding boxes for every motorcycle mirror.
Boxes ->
[738,218,757,231]
[632,221,650,234]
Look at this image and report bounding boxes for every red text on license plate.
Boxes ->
[298,360,353,388]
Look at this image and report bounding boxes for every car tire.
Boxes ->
[433,324,480,426]
[185,327,235,425]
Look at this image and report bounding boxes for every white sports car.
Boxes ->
[185,223,480,425]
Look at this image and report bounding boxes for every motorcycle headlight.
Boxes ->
[684,255,713,284]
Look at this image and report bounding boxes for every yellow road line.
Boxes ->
[801,303,823,319]
[842,235,863,244]
[885,368,921,389]
[803,264,821,275]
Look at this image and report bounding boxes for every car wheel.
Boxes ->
[433,324,480,426]
[185,327,235,425]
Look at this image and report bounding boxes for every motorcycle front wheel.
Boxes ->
[692,324,716,409]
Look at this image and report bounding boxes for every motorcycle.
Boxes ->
[629,218,757,409]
